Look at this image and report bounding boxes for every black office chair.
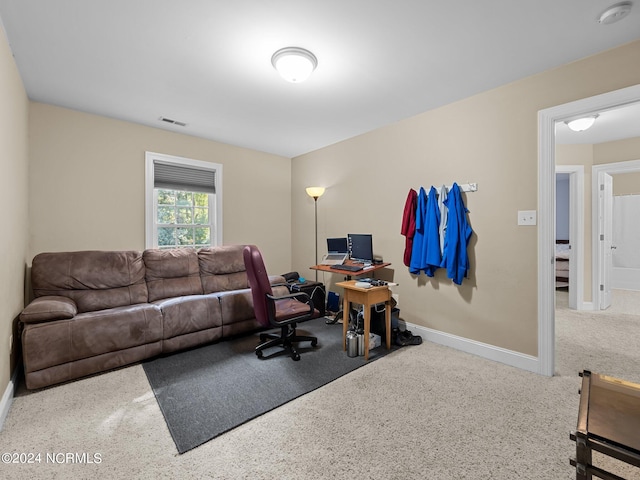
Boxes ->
[243,245,319,361]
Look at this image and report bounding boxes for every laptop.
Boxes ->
[320,237,349,265]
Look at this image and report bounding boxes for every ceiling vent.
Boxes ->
[159,116,187,127]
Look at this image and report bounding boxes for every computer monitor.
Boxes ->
[327,237,348,254]
[348,234,373,264]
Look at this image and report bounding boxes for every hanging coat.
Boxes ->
[441,183,472,285]
[401,188,417,267]
[409,187,427,274]
[422,186,441,277]
[438,185,448,256]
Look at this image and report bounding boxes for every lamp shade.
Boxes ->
[272,47,317,83]
[306,187,325,199]
[565,115,599,132]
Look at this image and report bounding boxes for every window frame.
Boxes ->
[145,151,223,249]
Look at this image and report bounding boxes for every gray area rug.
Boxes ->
[143,318,394,453]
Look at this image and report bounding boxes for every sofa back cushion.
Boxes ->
[144,248,203,302]
[198,245,249,294]
[31,251,148,313]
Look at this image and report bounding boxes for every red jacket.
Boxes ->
[401,189,417,266]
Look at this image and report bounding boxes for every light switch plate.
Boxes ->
[518,210,537,226]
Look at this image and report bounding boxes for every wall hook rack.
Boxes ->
[435,182,478,194]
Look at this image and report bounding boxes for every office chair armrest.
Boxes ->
[267,290,312,304]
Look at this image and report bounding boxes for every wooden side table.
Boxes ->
[335,280,391,360]
[570,370,640,479]
[310,261,392,325]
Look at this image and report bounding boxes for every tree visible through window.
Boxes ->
[156,189,211,249]
[145,152,222,249]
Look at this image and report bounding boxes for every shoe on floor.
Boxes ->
[394,328,409,346]
[399,329,422,346]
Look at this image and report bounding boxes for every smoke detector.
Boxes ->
[597,2,633,24]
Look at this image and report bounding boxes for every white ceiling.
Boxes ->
[1,0,639,157]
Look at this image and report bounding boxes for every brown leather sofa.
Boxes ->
[19,245,288,389]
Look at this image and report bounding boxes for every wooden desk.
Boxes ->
[310,260,391,278]
[335,280,391,360]
[570,370,640,479]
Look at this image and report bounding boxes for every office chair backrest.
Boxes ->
[243,245,273,328]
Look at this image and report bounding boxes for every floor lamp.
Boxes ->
[306,187,325,281]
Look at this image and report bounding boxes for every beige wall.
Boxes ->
[28,103,293,274]
[612,171,640,195]
[292,40,640,357]
[595,136,640,166]
[0,27,29,397]
[595,137,640,195]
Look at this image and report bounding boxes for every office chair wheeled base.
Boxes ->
[255,324,318,361]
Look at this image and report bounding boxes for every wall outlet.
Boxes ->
[518,210,537,226]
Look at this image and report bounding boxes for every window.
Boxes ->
[145,152,222,249]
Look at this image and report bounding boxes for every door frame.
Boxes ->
[537,84,640,377]
[555,165,584,311]
[592,159,640,309]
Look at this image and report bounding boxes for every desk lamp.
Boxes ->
[306,187,325,281]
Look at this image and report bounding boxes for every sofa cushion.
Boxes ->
[22,303,163,374]
[198,245,249,294]
[31,251,148,313]
[218,284,290,326]
[153,294,222,341]
[144,248,203,302]
[217,289,255,326]
[24,343,163,391]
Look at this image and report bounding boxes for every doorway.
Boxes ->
[537,83,640,377]
[555,166,584,311]
[592,159,640,310]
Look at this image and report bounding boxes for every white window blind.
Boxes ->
[153,161,216,194]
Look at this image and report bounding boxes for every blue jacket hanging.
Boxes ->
[409,187,427,274]
[441,183,472,285]
[422,186,441,277]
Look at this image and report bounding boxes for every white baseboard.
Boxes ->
[581,301,594,311]
[612,267,640,291]
[399,320,540,374]
[0,367,18,432]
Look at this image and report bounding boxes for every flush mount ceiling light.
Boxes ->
[597,2,633,24]
[565,114,600,132]
[271,47,318,83]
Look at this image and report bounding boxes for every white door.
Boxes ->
[599,172,613,310]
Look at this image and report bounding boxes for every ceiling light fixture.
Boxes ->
[565,114,600,132]
[271,47,317,83]
[597,2,633,24]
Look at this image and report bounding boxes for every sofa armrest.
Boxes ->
[20,296,78,324]
[268,275,287,285]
